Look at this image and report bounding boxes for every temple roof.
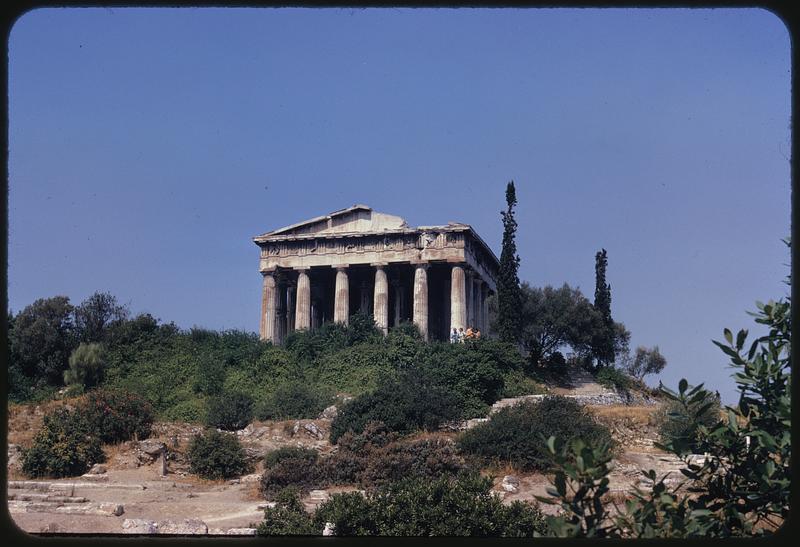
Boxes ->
[253,204,499,266]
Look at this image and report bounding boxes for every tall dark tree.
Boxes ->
[592,249,615,367]
[74,291,129,344]
[9,296,77,387]
[497,181,523,343]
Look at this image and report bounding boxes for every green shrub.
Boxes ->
[187,429,249,480]
[257,487,318,536]
[255,381,332,421]
[81,388,154,443]
[264,446,319,467]
[656,390,721,453]
[205,391,253,431]
[260,447,320,499]
[162,398,206,423]
[315,473,546,536]
[63,342,106,392]
[501,369,547,397]
[192,356,225,396]
[22,408,105,478]
[329,372,462,443]
[458,396,614,471]
[315,344,394,396]
[595,366,633,392]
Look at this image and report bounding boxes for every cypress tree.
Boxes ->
[592,249,615,366]
[497,181,523,343]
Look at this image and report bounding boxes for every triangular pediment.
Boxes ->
[256,205,409,240]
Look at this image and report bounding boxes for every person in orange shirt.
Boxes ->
[465,326,474,339]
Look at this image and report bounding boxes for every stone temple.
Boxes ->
[253,204,499,343]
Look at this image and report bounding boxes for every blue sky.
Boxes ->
[8,8,790,402]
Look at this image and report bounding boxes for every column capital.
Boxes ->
[409,259,429,267]
[331,264,350,270]
[370,262,389,268]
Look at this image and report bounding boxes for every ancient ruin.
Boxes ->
[253,205,500,343]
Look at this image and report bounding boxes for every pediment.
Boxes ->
[256,205,409,240]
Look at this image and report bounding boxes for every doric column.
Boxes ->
[450,265,467,333]
[373,264,389,335]
[260,271,278,343]
[392,279,404,326]
[472,278,481,330]
[333,266,349,325]
[286,282,296,335]
[294,269,311,331]
[465,271,474,328]
[412,263,429,340]
[260,273,269,340]
[481,285,489,333]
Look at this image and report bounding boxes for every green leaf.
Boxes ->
[678,379,688,394]
[723,328,733,345]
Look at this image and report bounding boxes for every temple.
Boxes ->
[253,205,499,343]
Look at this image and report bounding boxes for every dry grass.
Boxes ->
[587,405,660,425]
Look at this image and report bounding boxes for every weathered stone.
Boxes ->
[227,528,258,535]
[7,444,23,471]
[53,502,124,516]
[86,463,107,475]
[240,473,262,483]
[322,522,336,536]
[303,422,324,439]
[138,440,167,456]
[501,475,520,493]
[318,405,338,420]
[158,518,209,534]
[122,519,159,534]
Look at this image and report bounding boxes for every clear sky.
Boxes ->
[8,7,790,402]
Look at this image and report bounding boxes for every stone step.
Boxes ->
[8,480,146,491]
[8,500,124,516]
[7,492,88,503]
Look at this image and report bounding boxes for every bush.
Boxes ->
[595,366,633,392]
[205,391,253,431]
[501,369,547,398]
[63,342,106,392]
[656,389,721,453]
[255,381,332,421]
[320,423,469,490]
[22,408,105,478]
[81,388,154,443]
[187,429,249,480]
[256,487,318,536]
[329,372,462,443]
[458,396,614,471]
[260,447,320,499]
[316,473,546,536]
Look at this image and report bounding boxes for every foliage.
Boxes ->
[187,429,249,480]
[329,370,462,443]
[655,388,720,453]
[9,296,77,392]
[260,447,320,499]
[63,342,106,393]
[255,380,332,420]
[541,293,791,537]
[81,388,154,443]
[595,366,633,392]
[319,473,546,536]
[205,391,254,431]
[623,345,668,380]
[519,283,600,365]
[591,248,616,367]
[256,487,319,536]
[501,369,547,397]
[74,291,129,343]
[458,396,614,472]
[496,180,523,344]
[22,407,105,478]
[192,355,225,396]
